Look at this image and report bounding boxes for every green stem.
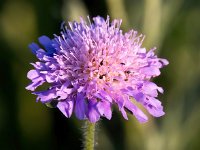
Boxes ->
[83,120,96,150]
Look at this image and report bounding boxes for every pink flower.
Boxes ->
[26,16,168,123]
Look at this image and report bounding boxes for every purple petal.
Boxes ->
[120,88,145,103]
[29,43,40,54]
[93,16,106,26]
[57,91,68,100]
[27,70,40,80]
[140,66,160,76]
[36,49,47,60]
[87,100,100,123]
[159,58,169,66]
[94,90,112,102]
[33,88,57,103]
[31,62,46,70]
[45,74,57,83]
[120,107,128,120]
[26,71,45,91]
[144,97,165,117]
[96,101,112,120]
[38,36,55,55]
[124,98,148,123]
[142,82,162,96]
[133,92,145,102]
[56,81,74,100]
[57,100,74,118]
[26,79,45,91]
[116,96,128,120]
[75,93,87,120]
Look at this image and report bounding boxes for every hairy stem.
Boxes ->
[83,120,96,150]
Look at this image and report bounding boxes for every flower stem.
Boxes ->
[83,120,96,150]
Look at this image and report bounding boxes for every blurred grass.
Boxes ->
[0,0,200,150]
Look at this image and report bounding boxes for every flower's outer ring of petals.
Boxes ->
[124,98,148,123]
[57,100,74,118]
[38,36,56,55]
[75,92,87,120]
[27,69,40,80]
[116,96,128,120]
[144,97,165,117]
[87,100,101,123]
[29,43,40,54]
[96,101,112,120]
[33,88,57,103]
[26,79,45,91]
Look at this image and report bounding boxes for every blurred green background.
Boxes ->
[0,0,200,149]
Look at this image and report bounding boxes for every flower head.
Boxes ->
[26,16,168,123]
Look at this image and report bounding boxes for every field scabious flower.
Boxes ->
[26,16,168,123]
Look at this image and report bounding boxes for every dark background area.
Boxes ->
[1,0,200,150]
